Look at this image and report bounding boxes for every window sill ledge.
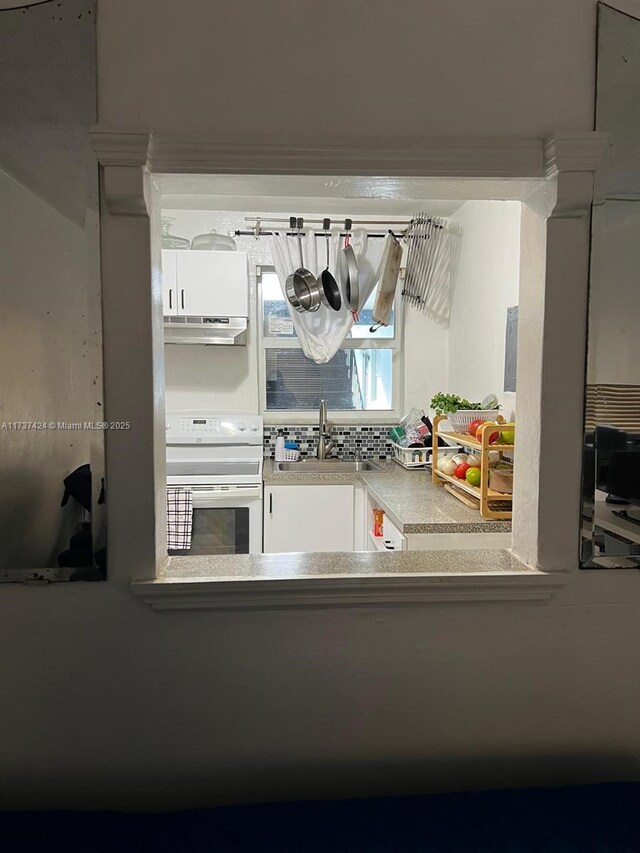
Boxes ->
[131,551,567,611]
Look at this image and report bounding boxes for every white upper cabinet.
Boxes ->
[161,250,249,317]
[161,250,178,316]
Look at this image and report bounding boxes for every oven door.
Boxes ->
[168,484,262,556]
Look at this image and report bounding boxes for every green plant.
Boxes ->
[430,392,482,416]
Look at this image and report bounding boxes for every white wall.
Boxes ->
[97,0,600,138]
[0,170,91,568]
[448,201,521,419]
[0,0,638,813]
[0,575,638,811]
[403,300,450,415]
[164,346,259,412]
[0,0,96,225]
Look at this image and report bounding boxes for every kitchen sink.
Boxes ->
[275,459,383,473]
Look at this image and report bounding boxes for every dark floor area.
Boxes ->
[1,783,638,852]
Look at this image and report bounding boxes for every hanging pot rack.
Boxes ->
[234,215,416,239]
[234,215,447,240]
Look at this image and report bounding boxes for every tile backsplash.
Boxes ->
[264,425,393,460]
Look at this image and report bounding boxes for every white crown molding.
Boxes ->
[544,132,609,177]
[90,128,150,213]
[131,571,567,612]
[91,127,608,180]
[91,127,149,167]
[146,135,547,178]
[91,127,607,218]
[542,133,608,219]
[91,126,550,177]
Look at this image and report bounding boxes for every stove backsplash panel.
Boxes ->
[264,425,393,460]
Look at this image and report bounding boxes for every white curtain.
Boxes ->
[268,229,385,363]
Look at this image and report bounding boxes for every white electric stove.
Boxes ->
[166,410,264,555]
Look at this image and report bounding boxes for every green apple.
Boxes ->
[465,467,482,487]
[500,430,515,444]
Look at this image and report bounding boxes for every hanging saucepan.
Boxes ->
[339,220,359,316]
[285,220,322,313]
[318,218,341,311]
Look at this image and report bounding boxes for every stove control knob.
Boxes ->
[250,422,260,432]
[237,420,247,431]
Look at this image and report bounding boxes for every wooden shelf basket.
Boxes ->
[431,414,515,520]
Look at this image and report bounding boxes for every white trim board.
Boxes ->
[132,570,567,611]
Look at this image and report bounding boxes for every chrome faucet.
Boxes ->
[316,399,334,460]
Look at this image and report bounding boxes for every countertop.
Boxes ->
[149,549,558,609]
[162,549,530,579]
[263,460,512,535]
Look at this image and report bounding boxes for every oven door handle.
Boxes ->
[182,485,262,503]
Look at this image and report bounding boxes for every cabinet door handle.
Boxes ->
[168,289,172,309]
[269,492,273,514]
[180,289,185,310]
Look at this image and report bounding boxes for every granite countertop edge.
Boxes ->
[160,549,535,580]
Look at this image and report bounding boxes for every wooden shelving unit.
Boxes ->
[431,414,515,520]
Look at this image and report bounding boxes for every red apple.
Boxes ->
[454,462,471,479]
[467,418,486,437]
[477,422,499,443]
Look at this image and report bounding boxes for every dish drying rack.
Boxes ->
[390,442,430,469]
[391,441,462,470]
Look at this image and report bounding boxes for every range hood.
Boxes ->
[164,316,248,346]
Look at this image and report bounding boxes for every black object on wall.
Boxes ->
[504,305,518,393]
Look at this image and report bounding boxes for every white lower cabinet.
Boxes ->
[263,485,354,553]
[361,487,511,552]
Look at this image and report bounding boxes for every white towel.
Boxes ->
[167,488,193,550]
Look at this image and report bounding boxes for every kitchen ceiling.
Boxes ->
[160,192,462,218]
[155,174,542,217]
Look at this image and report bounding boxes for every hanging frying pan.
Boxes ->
[318,219,341,311]
[339,221,359,318]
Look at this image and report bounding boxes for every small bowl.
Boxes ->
[489,469,513,494]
